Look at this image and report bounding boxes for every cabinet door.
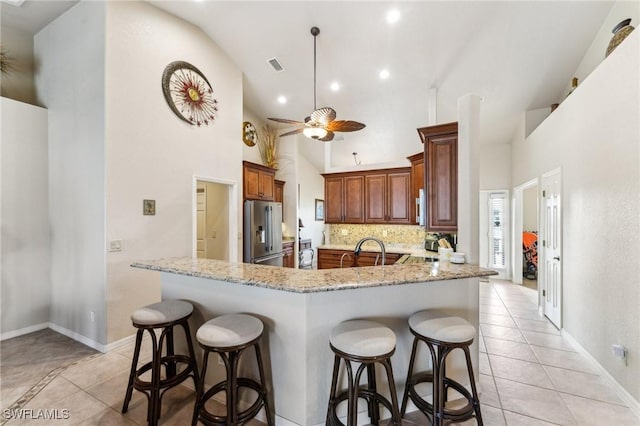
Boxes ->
[343,175,365,223]
[259,171,275,201]
[426,133,457,231]
[387,171,411,224]
[282,242,295,268]
[244,166,261,200]
[365,174,387,223]
[324,177,344,223]
[274,180,285,204]
[408,153,424,224]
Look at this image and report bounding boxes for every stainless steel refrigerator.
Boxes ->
[243,200,284,266]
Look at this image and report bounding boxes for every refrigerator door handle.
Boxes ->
[253,252,284,264]
[265,206,272,252]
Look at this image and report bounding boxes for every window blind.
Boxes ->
[489,193,506,268]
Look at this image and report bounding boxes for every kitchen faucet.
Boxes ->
[354,237,386,266]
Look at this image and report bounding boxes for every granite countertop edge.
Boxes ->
[132,258,497,294]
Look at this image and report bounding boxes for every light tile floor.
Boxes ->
[1,280,638,425]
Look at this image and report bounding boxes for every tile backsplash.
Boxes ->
[327,224,427,249]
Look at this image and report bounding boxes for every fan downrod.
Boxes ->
[311,26,319,36]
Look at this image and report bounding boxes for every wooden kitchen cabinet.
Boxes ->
[364,169,411,224]
[407,152,424,225]
[318,248,402,269]
[243,161,275,201]
[417,122,458,232]
[282,241,295,268]
[323,174,365,224]
[324,168,409,225]
[274,179,285,204]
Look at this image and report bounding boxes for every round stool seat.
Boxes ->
[131,300,193,326]
[409,311,476,343]
[197,314,264,348]
[330,319,396,358]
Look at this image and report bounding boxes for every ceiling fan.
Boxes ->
[268,27,366,142]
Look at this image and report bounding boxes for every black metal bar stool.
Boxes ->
[122,300,200,426]
[192,313,273,426]
[400,310,482,426]
[326,319,402,426]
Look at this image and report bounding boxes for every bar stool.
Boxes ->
[400,311,482,426]
[122,300,200,426]
[326,319,402,426]
[192,314,273,426]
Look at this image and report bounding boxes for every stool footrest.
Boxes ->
[197,377,267,426]
[327,387,396,426]
[133,355,196,392]
[406,371,476,421]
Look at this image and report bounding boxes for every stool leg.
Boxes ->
[225,350,240,425]
[192,349,210,426]
[326,355,341,426]
[145,329,160,426]
[254,343,274,426]
[122,329,144,413]
[381,358,402,426]
[366,364,380,424]
[400,337,419,416]
[181,320,200,388]
[434,346,451,426]
[166,326,176,378]
[463,345,483,426]
[344,359,357,426]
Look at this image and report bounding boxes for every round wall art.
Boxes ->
[161,61,219,126]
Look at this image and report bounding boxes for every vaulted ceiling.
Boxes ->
[2,1,614,171]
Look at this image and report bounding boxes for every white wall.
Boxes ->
[297,153,325,251]
[479,143,511,190]
[0,26,37,105]
[104,1,243,343]
[34,1,107,347]
[0,98,50,337]
[511,32,639,402]
[522,185,538,232]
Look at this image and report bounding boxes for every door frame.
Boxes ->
[512,178,539,289]
[192,176,238,262]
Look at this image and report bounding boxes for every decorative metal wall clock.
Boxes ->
[161,61,219,126]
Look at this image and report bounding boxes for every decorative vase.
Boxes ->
[606,19,635,57]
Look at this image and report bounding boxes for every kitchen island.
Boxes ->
[132,258,496,425]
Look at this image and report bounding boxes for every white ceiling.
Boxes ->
[2,1,614,171]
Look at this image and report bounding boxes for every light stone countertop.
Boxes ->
[132,257,497,293]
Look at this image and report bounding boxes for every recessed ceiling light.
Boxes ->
[386,9,400,24]
[330,82,340,91]
[277,95,287,104]
[379,69,390,80]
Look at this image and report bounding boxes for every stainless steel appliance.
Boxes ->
[243,200,284,266]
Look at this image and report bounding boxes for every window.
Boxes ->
[489,192,507,269]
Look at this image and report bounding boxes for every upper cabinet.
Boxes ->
[364,169,411,224]
[324,168,411,225]
[243,161,276,201]
[274,179,285,204]
[417,122,458,232]
[324,174,365,224]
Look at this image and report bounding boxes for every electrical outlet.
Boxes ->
[90,311,95,322]
[341,229,348,236]
[382,230,388,237]
[109,240,122,252]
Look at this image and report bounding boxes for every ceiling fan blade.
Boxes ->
[268,117,305,125]
[318,131,335,142]
[310,107,337,125]
[327,120,366,132]
[280,128,304,137]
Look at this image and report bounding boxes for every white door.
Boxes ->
[541,170,562,328]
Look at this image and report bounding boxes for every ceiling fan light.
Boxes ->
[303,127,328,140]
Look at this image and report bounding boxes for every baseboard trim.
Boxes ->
[105,333,136,352]
[48,322,107,353]
[0,322,49,341]
[562,330,640,417]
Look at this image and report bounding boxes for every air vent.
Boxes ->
[267,58,284,72]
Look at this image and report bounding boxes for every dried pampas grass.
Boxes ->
[258,125,279,169]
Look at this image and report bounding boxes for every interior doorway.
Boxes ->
[193,178,237,261]
[522,185,539,291]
